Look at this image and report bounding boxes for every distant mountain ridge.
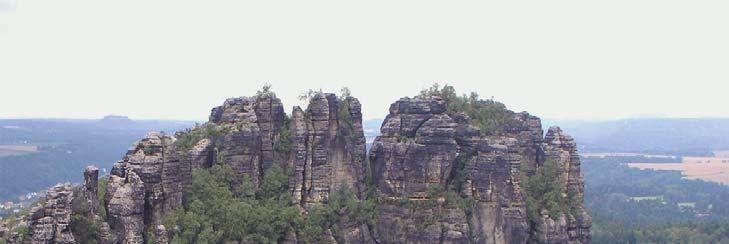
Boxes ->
[537,118,729,156]
[0,118,196,202]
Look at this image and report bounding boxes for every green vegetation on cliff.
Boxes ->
[522,159,572,224]
[417,84,515,136]
[162,163,375,244]
[69,188,100,244]
[163,164,299,243]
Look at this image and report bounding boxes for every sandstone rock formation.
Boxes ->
[368,96,590,243]
[27,184,76,244]
[14,89,591,244]
[208,96,287,189]
[82,165,113,244]
[289,93,367,206]
[540,127,592,244]
[105,168,146,244]
[369,97,529,243]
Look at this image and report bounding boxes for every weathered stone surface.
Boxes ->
[542,127,592,244]
[82,165,113,244]
[22,91,591,244]
[186,138,214,170]
[208,96,286,188]
[154,225,169,244]
[370,96,589,244]
[289,106,308,204]
[463,137,529,244]
[117,132,184,226]
[509,112,545,175]
[289,94,367,206]
[370,97,458,197]
[83,166,100,215]
[106,168,146,244]
[27,184,76,244]
[373,202,469,244]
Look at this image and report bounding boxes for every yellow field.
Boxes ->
[0,145,39,157]
[628,156,729,185]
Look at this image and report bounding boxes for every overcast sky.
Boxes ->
[1,0,727,121]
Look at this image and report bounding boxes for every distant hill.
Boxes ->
[0,118,196,201]
[546,118,729,156]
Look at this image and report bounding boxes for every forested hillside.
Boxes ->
[583,156,729,243]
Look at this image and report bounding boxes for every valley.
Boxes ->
[628,156,729,185]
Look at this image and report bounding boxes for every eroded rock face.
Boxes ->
[186,138,214,170]
[208,96,286,188]
[21,91,590,244]
[82,166,113,244]
[369,97,530,243]
[27,184,76,244]
[370,97,457,197]
[510,112,545,175]
[106,168,145,244]
[374,203,469,243]
[463,137,529,244]
[154,225,169,244]
[369,97,590,244]
[114,132,185,226]
[290,94,367,205]
[83,166,100,215]
[542,127,592,244]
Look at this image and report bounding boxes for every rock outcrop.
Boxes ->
[540,127,592,244]
[369,96,589,243]
[82,166,113,244]
[208,96,287,189]
[15,89,591,244]
[27,184,76,244]
[289,93,367,206]
[110,132,185,227]
[105,168,146,244]
[369,97,530,243]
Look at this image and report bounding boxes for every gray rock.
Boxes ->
[27,184,76,244]
[289,94,367,206]
[542,126,592,243]
[208,95,286,189]
[106,169,145,244]
[21,91,591,244]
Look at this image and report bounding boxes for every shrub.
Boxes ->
[417,84,515,136]
[70,188,100,243]
[164,165,301,244]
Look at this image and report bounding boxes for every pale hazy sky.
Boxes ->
[1,0,727,121]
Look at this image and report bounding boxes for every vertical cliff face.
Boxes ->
[510,112,545,175]
[541,127,592,244]
[27,184,76,244]
[101,131,186,243]
[370,97,457,197]
[106,167,146,243]
[369,96,590,244]
[109,132,184,227]
[369,97,529,243]
[83,166,113,244]
[208,96,287,188]
[289,93,367,206]
[15,89,591,244]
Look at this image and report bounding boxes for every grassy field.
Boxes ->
[0,145,39,157]
[628,156,729,185]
